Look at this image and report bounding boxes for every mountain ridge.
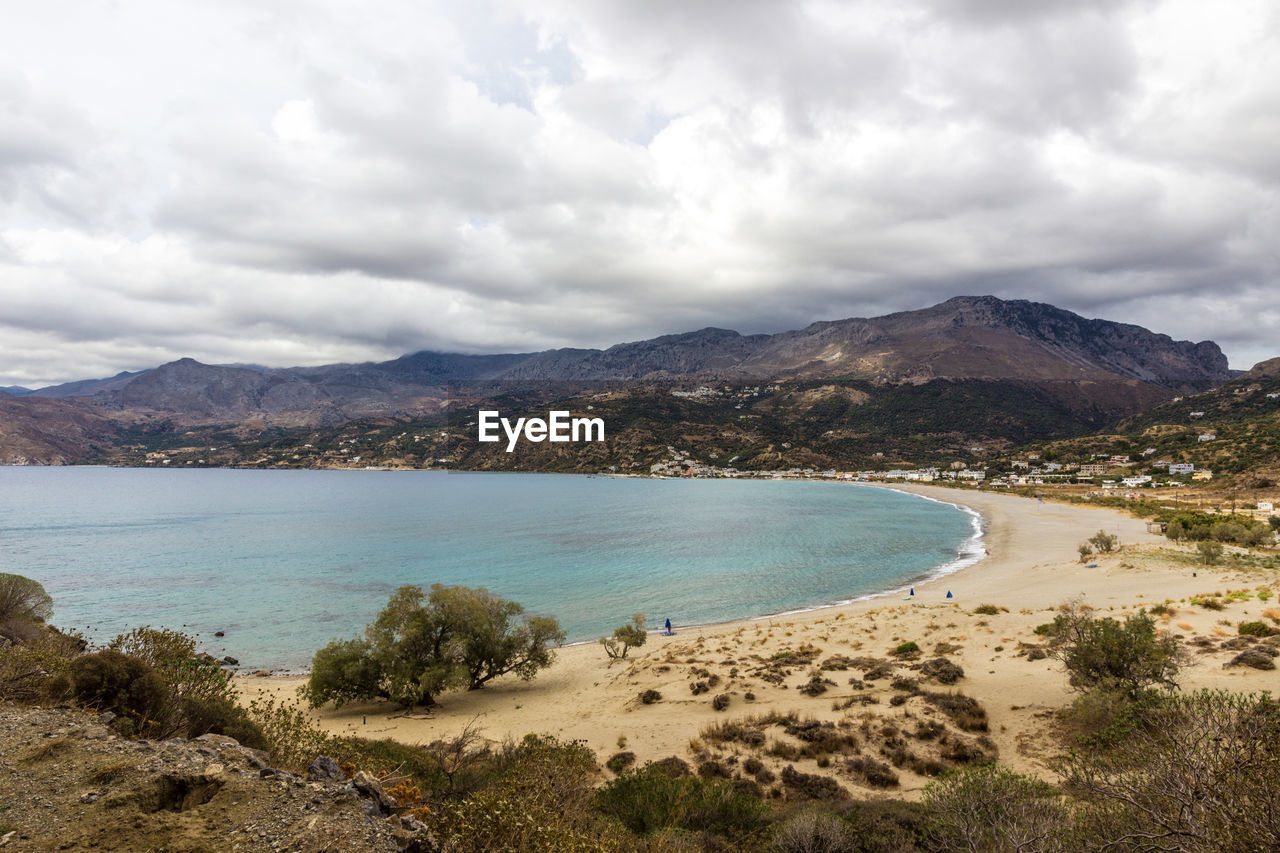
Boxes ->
[0,296,1243,466]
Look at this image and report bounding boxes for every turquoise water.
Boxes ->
[0,468,982,671]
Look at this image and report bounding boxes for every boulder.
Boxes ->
[351,771,397,814]
[308,755,345,782]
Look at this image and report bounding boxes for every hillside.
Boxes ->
[985,358,1280,490]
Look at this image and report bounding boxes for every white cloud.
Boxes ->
[0,0,1277,387]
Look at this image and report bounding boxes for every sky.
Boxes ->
[2,0,1278,388]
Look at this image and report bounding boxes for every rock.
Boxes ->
[214,631,225,637]
[1227,648,1277,670]
[351,771,397,814]
[221,656,239,666]
[238,747,270,770]
[400,814,427,832]
[194,733,242,748]
[308,755,345,782]
[79,792,99,804]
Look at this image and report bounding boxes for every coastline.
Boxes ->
[238,484,1279,794]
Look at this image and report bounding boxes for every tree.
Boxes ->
[1046,601,1181,697]
[303,584,565,709]
[601,614,647,660]
[1196,540,1223,565]
[430,584,566,689]
[0,573,53,629]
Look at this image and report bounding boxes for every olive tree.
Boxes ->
[303,584,565,709]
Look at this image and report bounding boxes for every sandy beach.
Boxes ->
[238,485,1280,795]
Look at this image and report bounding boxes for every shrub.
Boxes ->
[1228,648,1277,670]
[606,751,636,773]
[780,765,849,800]
[972,604,1003,616]
[770,809,855,853]
[1047,601,1182,696]
[891,642,920,658]
[639,689,662,704]
[0,627,81,703]
[595,761,768,837]
[844,756,899,788]
[924,764,1069,851]
[70,650,168,732]
[919,658,964,685]
[179,695,267,749]
[1059,690,1280,852]
[712,693,731,711]
[600,614,647,660]
[921,691,988,732]
[1078,544,1093,563]
[1089,530,1118,553]
[427,734,620,852]
[799,676,832,696]
[1239,621,1273,637]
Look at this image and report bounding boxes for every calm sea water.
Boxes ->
[0,468,982,671]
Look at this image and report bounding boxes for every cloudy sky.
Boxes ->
[2,0,1278,387]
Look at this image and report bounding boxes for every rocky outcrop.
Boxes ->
[0,705,429,852]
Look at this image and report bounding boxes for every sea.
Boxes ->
[0,467,984,671]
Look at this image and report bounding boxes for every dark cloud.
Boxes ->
[0,0,1277,388]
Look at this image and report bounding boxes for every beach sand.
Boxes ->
[238,485,1280,795]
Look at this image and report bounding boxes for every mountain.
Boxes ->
[1,386,32,396]
[0,395,124,465]
[0,296,1237,467]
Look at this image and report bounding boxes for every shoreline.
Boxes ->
[238,483,1280,796]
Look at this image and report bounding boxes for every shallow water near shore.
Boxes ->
[0,468,981,670]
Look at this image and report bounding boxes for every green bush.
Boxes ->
[1047,602,1181,696]
[70,650,168,732]
[891,641,920,657]
[972,604,1003,616]
[595,761,769,838]
[1239,621,1273,637]
[179,695,267,750]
